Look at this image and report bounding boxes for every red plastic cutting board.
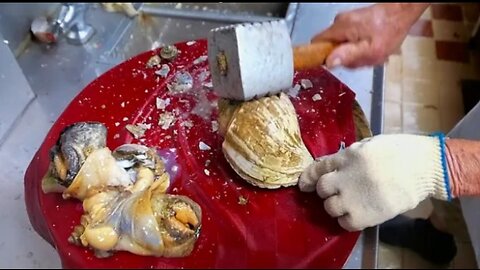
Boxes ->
[24,39,360,268]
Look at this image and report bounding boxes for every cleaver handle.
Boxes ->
[293,41,337,70]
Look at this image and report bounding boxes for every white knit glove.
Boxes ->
[298,134,451,232]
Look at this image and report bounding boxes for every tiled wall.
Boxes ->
[380,3,480,269]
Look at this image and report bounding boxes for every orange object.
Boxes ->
[293,41,337,70]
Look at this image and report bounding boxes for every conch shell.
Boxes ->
[218,93,314,189]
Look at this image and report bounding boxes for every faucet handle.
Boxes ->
[31,3,95,45]
[55,4,75,29]
[65,4,95,45]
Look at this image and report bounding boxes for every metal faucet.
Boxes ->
[51,3,95,45]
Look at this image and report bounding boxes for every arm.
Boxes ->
[312,3,430,68]
[447,139,480,197]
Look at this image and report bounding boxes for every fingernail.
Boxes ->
[331,57,341,67]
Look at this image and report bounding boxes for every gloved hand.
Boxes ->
[298,134,450,232]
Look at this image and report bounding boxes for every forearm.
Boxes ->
[377,3,430,32]
[446,138,480,197]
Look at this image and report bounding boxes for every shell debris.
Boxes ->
[146,55,161,68]
[125,123,151,139]
[300,79,313,89]
[156,97,171,110]
[202,81,213,90]
[167,72,193,93]
[199,141,211,151]
[197,70,210,82]
[158,112,176,130]
[193,55,208,65]
[154,64,170,78]
[211,121,219,132]
[312,93,322,101]
[238,196,248,205]
[287,84,301,97]
[180,120,194,128]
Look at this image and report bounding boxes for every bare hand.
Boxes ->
[313,3,429,69]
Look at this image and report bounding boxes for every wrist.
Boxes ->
[445,138,480,198]
[428,133,451,201]
[411,133,450,201]
[377,3,430,32]
[387,3,430,20]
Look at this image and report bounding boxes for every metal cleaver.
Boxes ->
[207,19,336,101]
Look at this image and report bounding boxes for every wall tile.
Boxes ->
[432,4,464,22]
[436,41,470,63]
[402,77,439,106]
[432,20,470,42]
[401,37,437,59]
[403,103,441,134]
[402,55,436,80]
[384,101,402,134]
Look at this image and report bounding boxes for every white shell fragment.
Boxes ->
[202,82,213,89]
[193,55,208,65]
[312,93,322,101]
[158,112,176,130]
[126,123,151,139]
[156,97,171,110]
[211,121,219,132]
[154,64,170,78]
[287,84,301,98]
[167,72,193,93]
[180,120,194,128]
[199,141,211,151]
[300,79,313,89]
[197,70,210,82]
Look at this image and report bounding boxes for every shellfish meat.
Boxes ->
[41,121,202,258]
